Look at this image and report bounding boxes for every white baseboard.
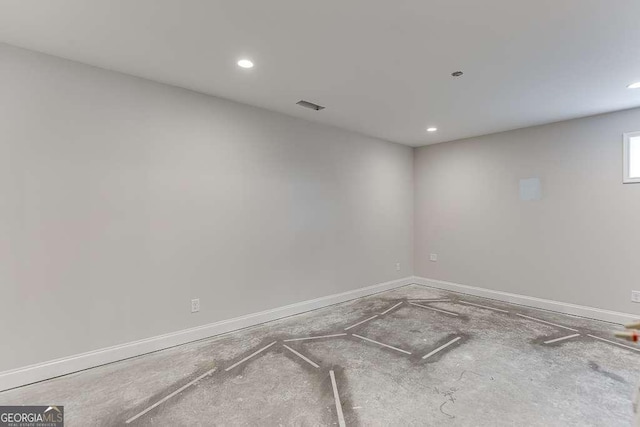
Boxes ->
[413,276,638,325]
[0,276,413,392]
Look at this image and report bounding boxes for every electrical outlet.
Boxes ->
[632,291,640,303]
[430,253,438,262]
[191,298,200,313]
[396,263,401,271]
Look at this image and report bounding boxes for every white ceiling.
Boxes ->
[2,0,640,146]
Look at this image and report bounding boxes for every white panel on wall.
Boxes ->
[519,177,541,201]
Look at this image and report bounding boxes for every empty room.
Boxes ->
[1,1,640,426]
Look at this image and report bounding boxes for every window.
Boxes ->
[623,131,640,184]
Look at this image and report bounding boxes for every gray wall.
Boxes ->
[414,108,640,315]
[0,44,414,372]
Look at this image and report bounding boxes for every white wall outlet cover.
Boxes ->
[519,177,542,201]
[191,299,200,313]
[632,291,640,303]
[396,263,401,271]
[429,254,438,262]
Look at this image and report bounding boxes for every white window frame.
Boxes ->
[623,131,640,184]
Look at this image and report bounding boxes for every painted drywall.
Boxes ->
[0,44,414,372]
[414,107,640,316]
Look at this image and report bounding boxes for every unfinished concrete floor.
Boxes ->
[1,284,638,426]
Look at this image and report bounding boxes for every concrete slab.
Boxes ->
[0,284,637,426]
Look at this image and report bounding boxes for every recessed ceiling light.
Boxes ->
[628,82,640,89]
[427,127,438,132]
[237,59,254,69]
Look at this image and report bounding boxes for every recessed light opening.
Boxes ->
[237,59,254,69]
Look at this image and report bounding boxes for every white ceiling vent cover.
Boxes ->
[296,100,325,111]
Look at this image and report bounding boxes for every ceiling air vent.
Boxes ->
[296,100,325,111]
